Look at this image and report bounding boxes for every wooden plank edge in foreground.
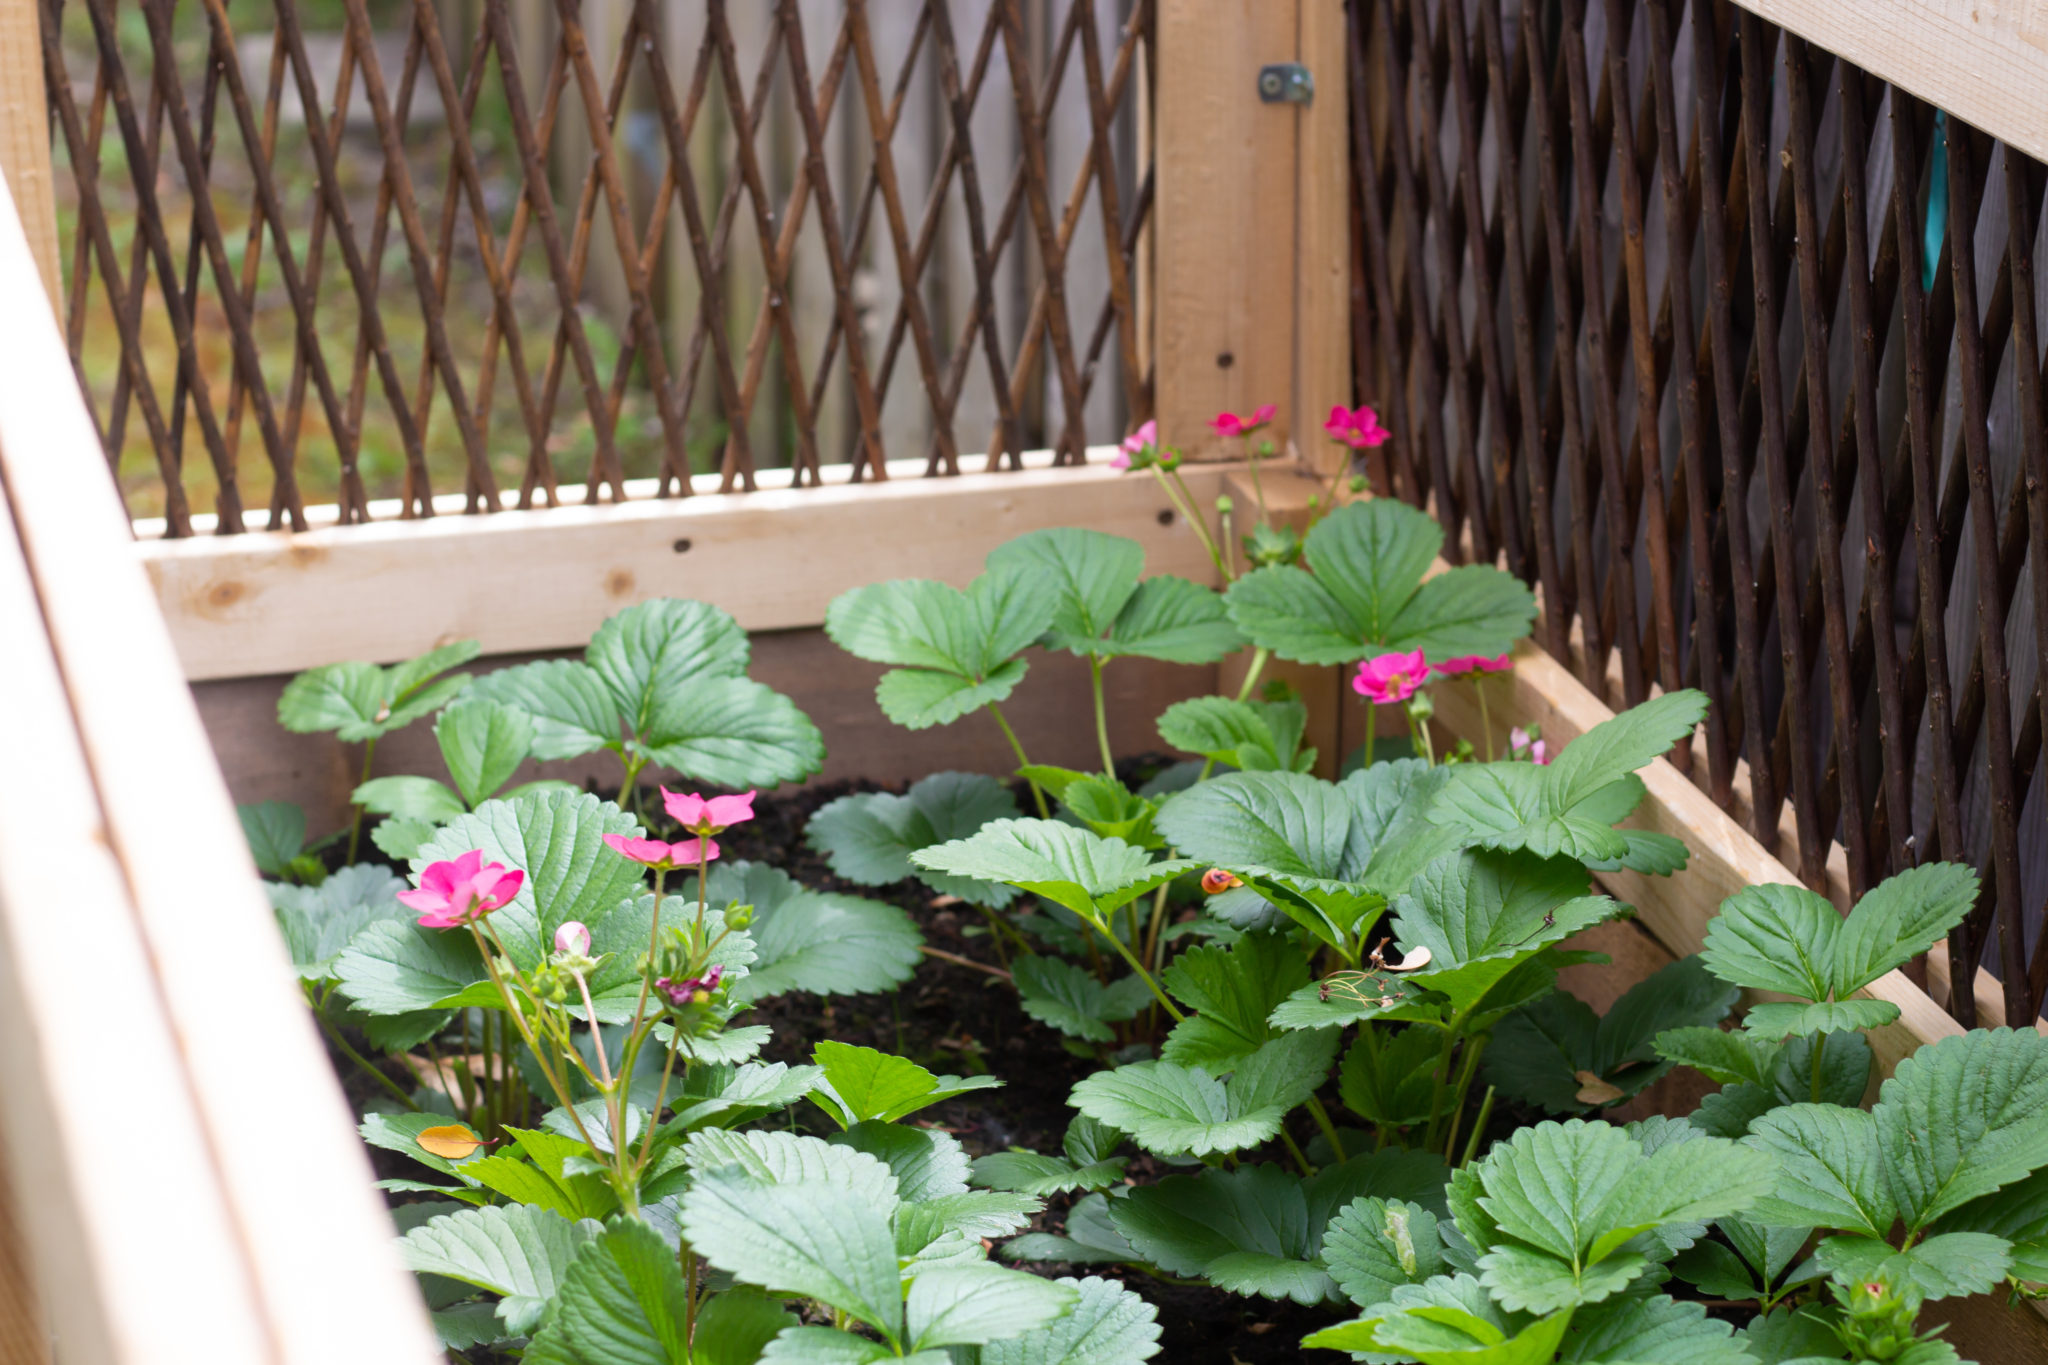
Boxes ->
[0,482,269,1363]
[138,456,1234,682]
[0,172,441,1364]
[1429,637,1963,1078]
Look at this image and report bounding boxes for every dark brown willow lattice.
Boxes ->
[1348,0,2048,1025]
[47,0,1151,533]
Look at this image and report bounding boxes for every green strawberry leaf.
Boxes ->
[1160,932,1312,1069]
[806,772,1022,905]
[1558,1293,1755,1363]
[1467,1119,1773,1313]
[1390,850,1619,1023]
[979,1275,1162,1365]
[808,1042,1003,1129]
[680,1167,905,1341]
[1100,574,1243,663]
[1431,691,1707,865]
[911,818,1194,922]
[238,800,307,876]
[397,1203,603,1338]
[1323,1197,1446,1309]
[827,571,1054,729]
[354,775,467,823]
[1111,1153,1448,1307]
[333,917,486,1017]
[1702,862,1980,1011]
[987,528,1144,652]
[1154,763,1455,947]
[1741,1104,1897,1237]
[1338,1025,1444,1130]
[587,598,750,732]
[1653,1027,1782,1087]
[1002,1193,1140,1267]
[1013,956,1153,1043]
[1223,500,1535,664]
[270,862,412,983]
[278,640,480,743]
[1873,1028,2048,1230]
[1484,956,1740,1113]
[1068,1030,1337,1157]
[435,699,535,809]
[637,675,824,788]
[680,1130,899,1212]
[1815,1232,2012,1301]
[467,660,619,761]
[693,862,921,1003]
[1157,696,1313,772]
[905,1264,1077,1351]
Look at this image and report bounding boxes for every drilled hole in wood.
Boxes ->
[672,539,692,554]
[1156,509,1174,526]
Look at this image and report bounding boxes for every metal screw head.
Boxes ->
[1257,62,1314,105]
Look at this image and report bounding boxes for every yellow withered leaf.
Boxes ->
[416,1125,482,1160]
[1573,1071,1626,1106]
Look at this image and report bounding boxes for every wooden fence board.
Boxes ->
[0,169,441,1365]
[139,453,1230,680]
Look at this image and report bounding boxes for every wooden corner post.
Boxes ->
[1152,0,1351,465]
[0,0,55,316]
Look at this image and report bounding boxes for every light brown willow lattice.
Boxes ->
[1349,0,2048,1024]
[47,0,1151,533]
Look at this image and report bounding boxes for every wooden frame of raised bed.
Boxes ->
[6,0,2048,1354]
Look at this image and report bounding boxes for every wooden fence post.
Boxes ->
[0,0,57,316]
[1152,0,1351,464]
[1293,0,1351,477]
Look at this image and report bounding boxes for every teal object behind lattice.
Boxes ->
[1925,110,1949,293]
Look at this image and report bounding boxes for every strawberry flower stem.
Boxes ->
[986,702,1049,817]
[1089,656,1115,777]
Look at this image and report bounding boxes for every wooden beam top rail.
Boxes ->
[0,169,439,1363]
[140,457,1236,682]
[1729,0,2048,169]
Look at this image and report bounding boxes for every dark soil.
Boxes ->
[329,767,1358,1361]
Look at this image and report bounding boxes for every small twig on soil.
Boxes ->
[920,945,1012,981]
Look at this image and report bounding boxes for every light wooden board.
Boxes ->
[0,40,56,311]
[1429,636,1963,1077]
[1153,0,1301,458]
[1731,0,2048,165]
[0,174,440,1364]
[139,457,1232,681]
[1293,0,1351,477]
[0,483,272,1365]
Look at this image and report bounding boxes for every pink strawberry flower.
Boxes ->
[1113,419,1158,470]
[655,965,725,1007]
[1324,404,1390,449]
[603,833,720,870]
[662,788,756,837]
[1434,654,1512,678]
[1208,404,1277,439]
[1352,650,1429,706]
[1510,726,1550,765]
[399,850,524,929]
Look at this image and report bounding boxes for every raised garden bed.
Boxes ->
[225,456,2048,1364]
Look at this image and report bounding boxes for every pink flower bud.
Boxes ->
[554,921,591,957]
